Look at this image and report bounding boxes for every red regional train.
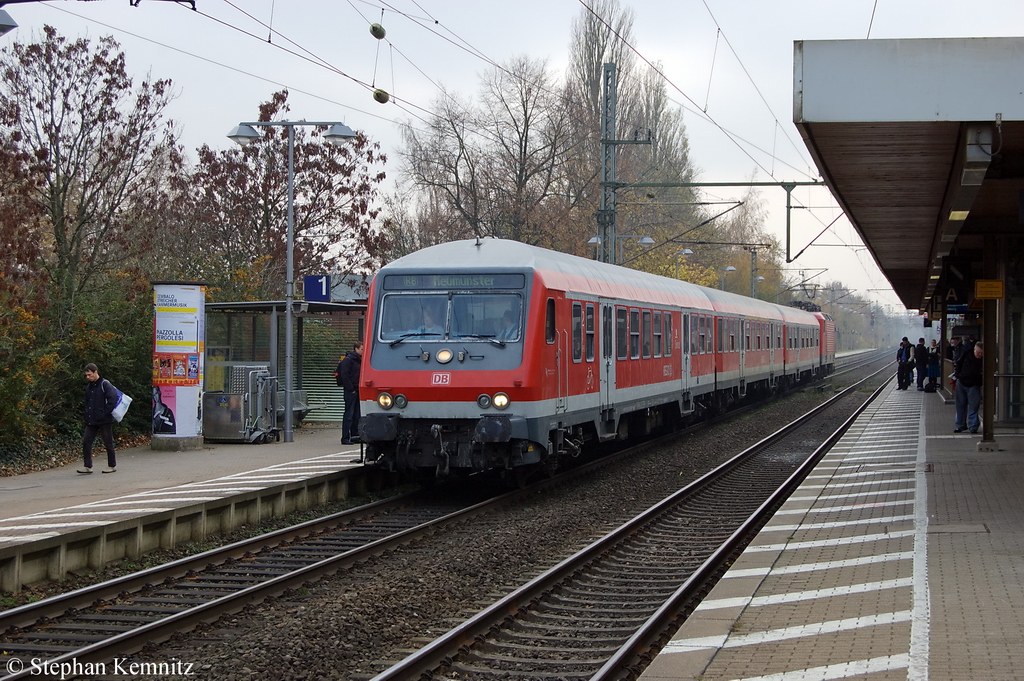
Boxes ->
[359,238,835,481]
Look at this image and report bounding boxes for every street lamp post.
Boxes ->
[720,265,736,290]
[229,120,357,443]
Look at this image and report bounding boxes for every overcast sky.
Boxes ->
[6,0,1024,314]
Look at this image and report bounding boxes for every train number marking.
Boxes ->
[432,373,451,385]
[663,364,673,377]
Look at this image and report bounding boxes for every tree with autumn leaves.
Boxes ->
[0,27,389,454]
[153,90,389,301]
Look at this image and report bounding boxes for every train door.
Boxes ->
[682,312,690,397]
[545,294,567,414]
[739,318,747,392]
[600,299,615,423]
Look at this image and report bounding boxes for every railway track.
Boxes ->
[368,364,892,680]
[0,486,511,678]
[0,352,890,680]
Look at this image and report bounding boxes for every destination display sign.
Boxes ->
[383,273,525,290]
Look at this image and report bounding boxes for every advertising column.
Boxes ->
[152,282,206,451]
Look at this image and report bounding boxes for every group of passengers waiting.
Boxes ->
[896,334,984,434]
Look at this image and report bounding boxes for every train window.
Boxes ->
[642,311,652,359]
[699,316,706,354]
[545,298,556,344]
[378,294,448,340]
[653,311,662,358]
[616,307,627,360]
[602,306,612,359]
[717,318,724,353]
[450,293,522,341]
[585,303,595,362]
[572,302,583,363]
[691,315,698,354]
[630,309,640,359]
[728,319,735,353]
[665,313,673,358]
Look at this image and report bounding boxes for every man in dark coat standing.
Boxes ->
[896,338,913,389]
[954,340,983,434]
[913,338,929,390]
[337,341,363,445]
[79,363,118,474]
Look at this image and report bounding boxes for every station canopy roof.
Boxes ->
[794,37,1024,311]
[205,300,365,314]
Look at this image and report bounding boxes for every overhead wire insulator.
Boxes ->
[373,89,390,104]
[370,23,386,40]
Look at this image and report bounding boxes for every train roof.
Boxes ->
[381,239,821,325]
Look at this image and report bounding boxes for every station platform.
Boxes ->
[0,424,365,591]
[640,380,1024,680]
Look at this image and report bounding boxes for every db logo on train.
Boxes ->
[432,373,452,385]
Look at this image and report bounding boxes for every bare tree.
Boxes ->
[401,57,571,246]
[478,56,570,243]
[401,90,488,239]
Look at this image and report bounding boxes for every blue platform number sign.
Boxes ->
[303,275,331,302]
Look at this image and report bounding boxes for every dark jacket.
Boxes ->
[337,351,361,392]
[952,341,967,365]
[85,377,118,426]
[914,342,928,367]
[954,346,983,388]
[896,343,913,364]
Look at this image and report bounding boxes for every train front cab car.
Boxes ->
[358,239,830,482]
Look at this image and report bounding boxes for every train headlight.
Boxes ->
[476,394,492,409]
[436,348,453,364]
[394,394,408,409]
[377,392,394,410]
[492,392,510,410]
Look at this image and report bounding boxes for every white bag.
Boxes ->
[109,383,133,422]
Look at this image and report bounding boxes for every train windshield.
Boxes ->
[378,293,522,342]
[451,293,521,342]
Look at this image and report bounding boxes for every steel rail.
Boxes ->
[592,371,892,679]
[0,490,425,632]
[0,353,888,680]
[2,485,520,675]
[369,363,893,680]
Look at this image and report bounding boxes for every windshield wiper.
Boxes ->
[454,333,505,347]
[388,332,441,347]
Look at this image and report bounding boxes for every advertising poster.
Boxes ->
[152,283,206,438]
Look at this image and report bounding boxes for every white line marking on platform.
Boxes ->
[0,521,111,531]
[0,509,175,521]
[697,577,913,612]
[0,533,61,544]
[773,499,911,515]
[723,551,913,579]
[745,529,914,553]
[909,393,931,680]
[662,611,911,652]
[733,653,910,680]
[790,487,914,501]
[762,514,914,532]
